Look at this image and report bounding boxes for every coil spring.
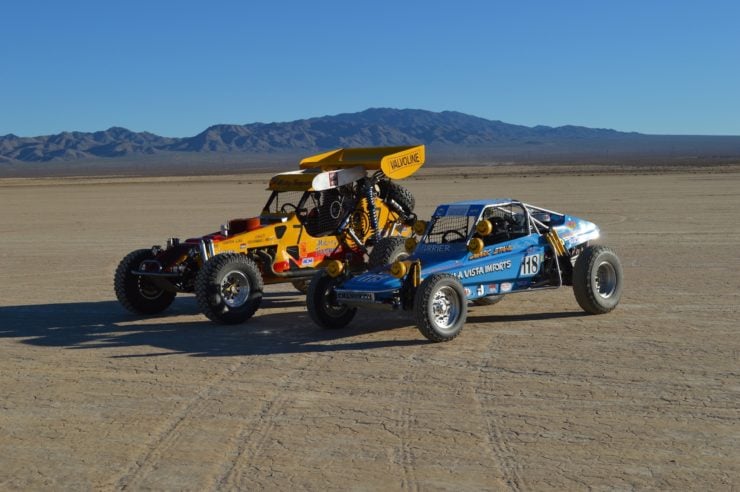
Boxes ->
[364,181,380,241]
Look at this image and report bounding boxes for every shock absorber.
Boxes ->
[363,178,380,243]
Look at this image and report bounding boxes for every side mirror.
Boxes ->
[475,219,493,237]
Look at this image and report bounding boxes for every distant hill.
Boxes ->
[1,108,739,173]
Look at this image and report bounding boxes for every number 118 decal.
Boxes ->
[520,254,541,276]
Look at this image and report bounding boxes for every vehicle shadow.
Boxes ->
[466,310,586,324]
[0,295,426,357]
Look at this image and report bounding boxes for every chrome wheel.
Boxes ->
[595,261,617,299]
[220,270,250,308]
[431,286,461,332]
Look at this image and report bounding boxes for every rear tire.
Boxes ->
[573,245,623,314]
[307,273,357,329]
[368,236,408,268]
[414,274,467,342]
[114,249,176,315]
[195,253,263,324]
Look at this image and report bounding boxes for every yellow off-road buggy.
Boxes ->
[114,145,424,323]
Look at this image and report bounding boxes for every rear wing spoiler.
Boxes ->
[267,166,366,192]
[299,145,425,180]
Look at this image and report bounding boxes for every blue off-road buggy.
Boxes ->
[306,199,623,342]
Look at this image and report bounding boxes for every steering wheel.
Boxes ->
[280,203,297,213]
[442,230,466,243]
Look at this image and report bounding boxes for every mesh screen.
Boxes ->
[424,215,474,244]
[263,191,305,214]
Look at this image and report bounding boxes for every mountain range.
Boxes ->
[2,108,739,168]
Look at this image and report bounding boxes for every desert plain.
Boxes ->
[1,165,738,490]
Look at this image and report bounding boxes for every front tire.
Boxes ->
[307,273,357,329]
[414,274,467,342]
[114,249,176,315]
[195,253,263,324]
[573,245,623,314]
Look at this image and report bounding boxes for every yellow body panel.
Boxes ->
[299,145,425,180]
[210,196,411,284]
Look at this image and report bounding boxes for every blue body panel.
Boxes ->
[336,200,600,305]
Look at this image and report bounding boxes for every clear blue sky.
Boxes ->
[1,0,738,137]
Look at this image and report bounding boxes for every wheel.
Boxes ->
[114,249,176,315]
[368,236,408,269]
[378,180,415,215]
[414,274,467,342]
[291,279,310,294]
[306,272,357,329]
[195,253,263,324]
[472,295,505,307]
[573,245,623,314]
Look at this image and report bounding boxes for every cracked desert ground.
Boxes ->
[1,166,738,490]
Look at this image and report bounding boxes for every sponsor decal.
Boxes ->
[388,151,421,171]
[464,288,472,296]
[356,274,388,283]
[456,260,512,279]
[488,283,499,294]
[500,282,513,293]
[420,243,451,253]
[493,245,513,255]
[337,291,374,302]
[240,244,247,249]
[469,249,491,260]
[301,257,314,266]
[567,220,577,230]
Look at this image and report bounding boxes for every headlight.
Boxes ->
[326,260,344,277]
[404,237,418,252]
[390,261,408,278]
[475,219,493,237]
[467,238,484,254]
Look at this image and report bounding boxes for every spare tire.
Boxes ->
[368,236,408,269]
[378,180,415,215]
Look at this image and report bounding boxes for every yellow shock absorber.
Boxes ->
[410,260,421,287]
[546,229,567,256]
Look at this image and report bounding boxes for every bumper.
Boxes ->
[334,288,400,309]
